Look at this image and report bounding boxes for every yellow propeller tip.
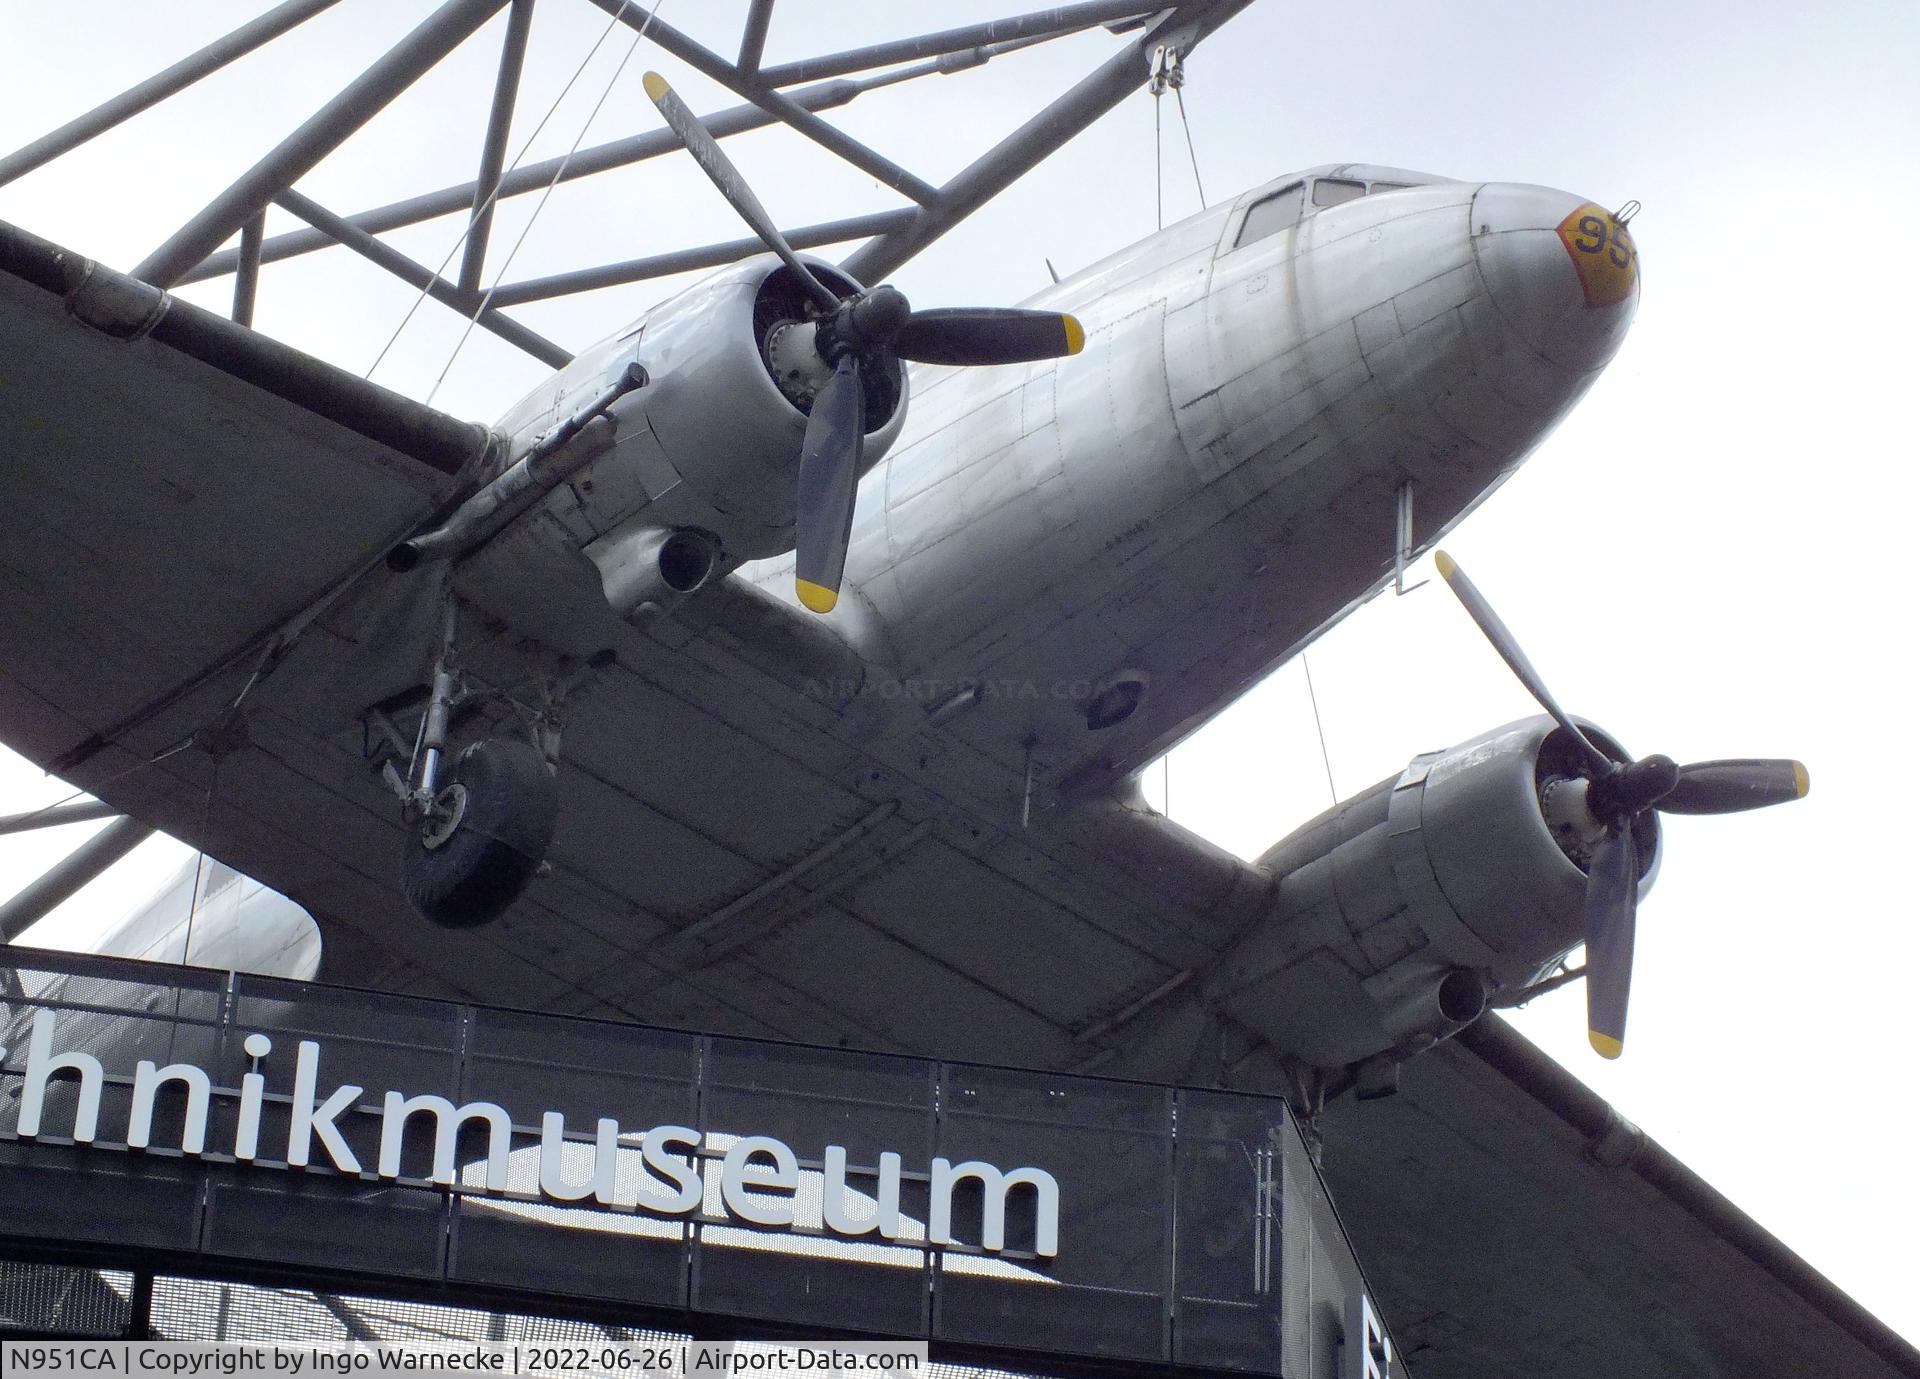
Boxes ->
[642,71,669,100]
[1792,761,1810,798]
[1062,316,1086,355]
[796,579,839,614]
[1588,1030,1624,1059]
[1433,549,1457,579]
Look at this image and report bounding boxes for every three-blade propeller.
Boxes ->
[643,72,1085,613]
[1432,551,1809,1059]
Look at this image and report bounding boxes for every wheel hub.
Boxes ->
[419,782,468,851]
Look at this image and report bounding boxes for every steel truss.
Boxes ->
[0,0,1251,369]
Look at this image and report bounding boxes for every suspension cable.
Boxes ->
[426,2,668,406]
[1173,80,1206,207]
[366,1,633,382]
[1147,45,1206,231]
[1148,47,1167,230]
[1301,652,1338,805]
[1151,75,1164,231]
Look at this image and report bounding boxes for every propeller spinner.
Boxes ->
[1432,551,1809,1059]
[643,72,1085,613]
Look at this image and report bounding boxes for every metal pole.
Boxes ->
[754,0,1161,87]
[231,212,265,326]
[129,1272,155,1343]
[584,0,940,205]
[841,2,1250,285]
[842,36,1147,284]
[134,0,510,289]
[459,0,537,296]
[0,0,345,189]
[0,815,155,942]
[0,801,118,837]
[273,189,572,368]
[175,74,895,285]
[737,0,777,75]
[487,208,915,305]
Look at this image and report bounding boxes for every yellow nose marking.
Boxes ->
[1557,203,1638,309]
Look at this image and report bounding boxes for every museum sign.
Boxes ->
[0,947,1396,1379]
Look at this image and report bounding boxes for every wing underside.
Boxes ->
[0,219,489,776]
[0,218,1911,1379]
[1319,1016,1919,1378]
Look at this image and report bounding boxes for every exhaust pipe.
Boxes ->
[388,363,647,571]
[590,524,720,619]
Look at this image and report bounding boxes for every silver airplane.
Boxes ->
[0,48,1866,1373]
[0,77,1803,1087]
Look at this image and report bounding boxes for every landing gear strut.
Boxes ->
[375,595,560,928]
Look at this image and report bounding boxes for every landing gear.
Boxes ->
[370,593,569,928]
[403,737,556,928]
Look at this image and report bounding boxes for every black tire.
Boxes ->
[403,738,557,928]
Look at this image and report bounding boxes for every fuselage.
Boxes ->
[821,167,1634,787]
[615,165,1636,794]
[48,165,1642,1078]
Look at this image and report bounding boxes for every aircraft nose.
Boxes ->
[1471,183,1639,373]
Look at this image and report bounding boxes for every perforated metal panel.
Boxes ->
[0,1261,132,1336]
[0,948,1392,1377]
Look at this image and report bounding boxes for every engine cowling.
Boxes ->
[1206,714,1659,1070]
[557,255,909,562]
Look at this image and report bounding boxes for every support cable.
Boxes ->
[1148,48,1167,230]
[1147,44,1204,230]
[1301,652,1338,806]
[424,0,669,405]
[365,0,633,381]
[0,736,197,842]
[1174,79,1206,207]
[1154,84,1164,230]
[180,758,220,967]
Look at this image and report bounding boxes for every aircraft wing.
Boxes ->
[1317,1014,1920,1379]
[0,219,492,782]
[0,217,1243,1051]
[6,218,1914,1379]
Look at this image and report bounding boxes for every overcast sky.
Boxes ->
[2,0,1916,1341]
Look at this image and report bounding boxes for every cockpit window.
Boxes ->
[1312,178,1366,208]
[1370,181,1411,193]
[1234,182,1304,249]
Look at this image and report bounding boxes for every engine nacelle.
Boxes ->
[1207,715,1659,1070]
[542,255,908,562]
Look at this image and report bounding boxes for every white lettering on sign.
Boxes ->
[1345,1292,1393,1379]
[929,1158,1061,1257]
[1,1010,1062,1259]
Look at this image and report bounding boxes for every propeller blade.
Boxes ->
[793,354,866,614]
[1659,758,1810,815]
[642,72,841,314]
[1583,827,1639,1059]
[1432,551,1615,774]
[893,308,1086,366]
